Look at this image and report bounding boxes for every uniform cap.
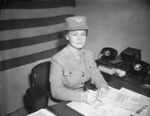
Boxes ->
[65,16,89,30]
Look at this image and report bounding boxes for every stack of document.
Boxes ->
[27,109,56,116]
[67,87,150,116]
[98,65,117,75]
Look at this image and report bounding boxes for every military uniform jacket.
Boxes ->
[50,45,108,103]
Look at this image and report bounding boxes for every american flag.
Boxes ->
[0,0,76,115]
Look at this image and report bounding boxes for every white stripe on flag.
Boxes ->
[0,23,65,41]
[0,38,66,61]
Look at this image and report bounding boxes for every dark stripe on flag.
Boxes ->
[0,31,64,51]
[0,0,75,9]
[0,45,66,71]
[0,14,74,31]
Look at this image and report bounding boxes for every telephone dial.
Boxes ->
[128,60,150,76]
[100,47,118,61]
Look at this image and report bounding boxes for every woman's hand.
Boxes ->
[81,90,98,105]
[97,87,109,98]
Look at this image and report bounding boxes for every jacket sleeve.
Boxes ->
[87,51,108,89]
[50,57,83,102]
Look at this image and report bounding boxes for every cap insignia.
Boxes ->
[75,17,83,23]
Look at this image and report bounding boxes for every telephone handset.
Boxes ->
[100,47,118,61]
[128,60,150,76]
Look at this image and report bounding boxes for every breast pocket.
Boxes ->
[86,61,95,71]
[64,69,73,77]
[63,68,81,88]
[86,61,97,76]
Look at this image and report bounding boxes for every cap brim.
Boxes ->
[65,27,90,30]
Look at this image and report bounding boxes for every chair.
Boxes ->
[25,61,51,112]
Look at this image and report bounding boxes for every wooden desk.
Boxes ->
[96,58,150,91]
[48,101,81,116]
[101,72,150,97]
[48,80,150,116]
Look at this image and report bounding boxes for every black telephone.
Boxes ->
[128,60,150,76]
[100,47,118,61]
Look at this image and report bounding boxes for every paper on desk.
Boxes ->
[67,101,117,116]
[98,86,141,112]
[67,86,147,116]
[120,87,150,116]
[67,101,137,116]
[27,109,56,116]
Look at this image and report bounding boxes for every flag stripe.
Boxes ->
[1,0,75,9]
[0,14,74,31]
[0,46,65,71]
[0,7,76,20]
[1,39,67,61]
[0,0,75,72]
[1,1,76,116]
[0,23,65,41]
[0,31,63,51]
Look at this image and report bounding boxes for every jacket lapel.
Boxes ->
[64,47,84,73]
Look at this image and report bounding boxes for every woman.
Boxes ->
[49,16,108,106]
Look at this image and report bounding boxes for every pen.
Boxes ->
[99,90,103,98]
[136,105,148,114]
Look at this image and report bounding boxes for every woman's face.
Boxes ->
[66,30,87,49]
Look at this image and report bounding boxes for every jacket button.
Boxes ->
[82,74,84,77]
[81,82,84,85]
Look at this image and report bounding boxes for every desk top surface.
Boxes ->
[48,80,150,116]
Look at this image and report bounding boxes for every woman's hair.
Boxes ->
[64,30,88,37]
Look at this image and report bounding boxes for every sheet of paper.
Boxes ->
[67,101,117,116]
[120,87,150,116]
[98,86,141,112]
[27,109,56,116]
[67,86,150,116]
[67,101,136,116]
